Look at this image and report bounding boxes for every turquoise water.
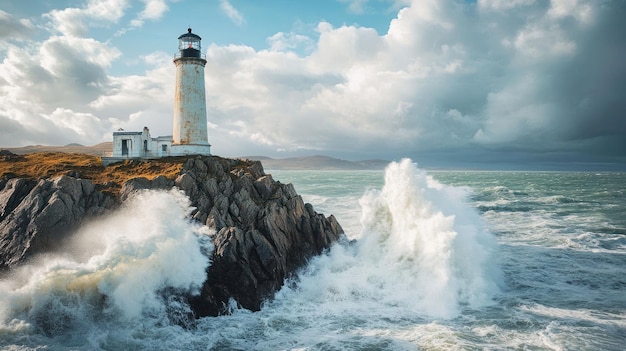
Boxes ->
[1,161,625,350]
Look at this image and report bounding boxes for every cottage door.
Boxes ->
[122,139,129,156]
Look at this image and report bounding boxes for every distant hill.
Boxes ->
[2,142,112,156]
[240,155,389,170]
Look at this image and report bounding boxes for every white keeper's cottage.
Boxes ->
[102,28,211,166]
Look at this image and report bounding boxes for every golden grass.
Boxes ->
[0,152,184,194]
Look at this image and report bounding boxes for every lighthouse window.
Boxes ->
[179,39,200,51]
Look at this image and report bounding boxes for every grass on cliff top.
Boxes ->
[0,152,184,194]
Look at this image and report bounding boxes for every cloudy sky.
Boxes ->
[1,0,624,169]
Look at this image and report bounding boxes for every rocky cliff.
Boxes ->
[0,152,343,317]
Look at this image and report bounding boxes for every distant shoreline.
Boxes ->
[240,155,389,170]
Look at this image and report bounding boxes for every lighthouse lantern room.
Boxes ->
[178,28,202,57]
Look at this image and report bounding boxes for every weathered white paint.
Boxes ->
[171,56,211,156]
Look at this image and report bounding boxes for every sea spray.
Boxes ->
[273,159,501,319]
[0,189,212,342]
[358,159,501,317]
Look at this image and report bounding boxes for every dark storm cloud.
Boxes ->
[554,2,626,142]
[451,0,626,166]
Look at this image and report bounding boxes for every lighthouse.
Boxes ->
[170,28,211,156]
[102,28,212,165]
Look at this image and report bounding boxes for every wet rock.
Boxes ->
[0,176,115,268]
[172,156,344,316]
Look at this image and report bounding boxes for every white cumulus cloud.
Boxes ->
[219,0,245,26]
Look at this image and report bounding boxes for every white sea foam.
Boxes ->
[357,159,502,317]
[0,189,212,338]
[521,304,626,329]
[273,159,502,319]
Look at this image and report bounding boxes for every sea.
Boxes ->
[0,159,624,350]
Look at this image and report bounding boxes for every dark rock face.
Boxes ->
[0,150,22,161]
[123,156,343,316]
[0,156,343,317]
[0,176,115,268]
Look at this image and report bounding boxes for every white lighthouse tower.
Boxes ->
[170,28,211,156]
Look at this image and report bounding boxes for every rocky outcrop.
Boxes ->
[0,155,343,317]
[0,175,115,267]
[122,156,343,316]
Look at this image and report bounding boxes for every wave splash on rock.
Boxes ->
[0,189,209,336]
